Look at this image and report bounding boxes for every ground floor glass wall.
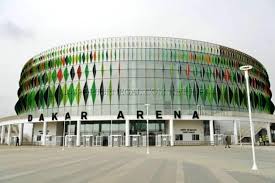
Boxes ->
[80,120,125,136]
[129,120,167,135]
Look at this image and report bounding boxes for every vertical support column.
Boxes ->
[110,120,113,147]
[209,120,214,145]
[0,126,5,144]
[233,120,238,145]
[76,120,81,147]
[7,124,11,145]
[19,123,24,145]
[169,119,174,146]
[125,119,129,146]
[42,121,47,145]
[266,122,272,144]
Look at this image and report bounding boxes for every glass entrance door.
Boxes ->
[102,136,108,146]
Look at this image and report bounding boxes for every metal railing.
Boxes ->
[129,135,142,147]
[156,134,170,146]
[82,135,94,147]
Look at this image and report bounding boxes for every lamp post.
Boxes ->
[238,120,242,146]
[239,65,258,170]
[110,119,112,147]
[62,121,65,151]
[145,104,150,154]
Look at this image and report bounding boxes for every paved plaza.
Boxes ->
[0,145,275,183]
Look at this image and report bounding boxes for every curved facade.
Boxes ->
[15,37,274,117]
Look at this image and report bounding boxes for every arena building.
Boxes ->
[1,36,275,147]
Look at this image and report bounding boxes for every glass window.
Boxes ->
[112,122,119,133]
[150,48,154,60]
[192,134,200,141]
[133,48,137,61]
[115,49,120,61]
[137,69,145,78]
[154,48,159,61]
[155,62,163,70]
[124,48,128,61]
[175,134,183,140]
[86,124,93,134]
[93,123,99,133]
[137,61,145,69]
[112,49,115,61]
[48,136,52,141]
[146,69,154,78]
[101,123,110,133]
[159,49,163,61]
[164,49,168,61]
[137,48,141,61]
[119,123,125,132]
[128,48,133,61]
[120,49,124,61]
[37,135,41,141]
[129,68,136,78]
[111,104,119,115]
[145,48,150,61]
[119,60,128,70]
[141,49,146,60]
[129,61,137,69]
[146,61,155,69]
[108,50,111,61]
[149,123,155,131]
[119,69,128,78]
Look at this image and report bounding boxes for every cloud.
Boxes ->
[0,20,34,39]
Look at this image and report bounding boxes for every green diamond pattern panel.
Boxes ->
[68,83,75,106]
[108,80,112,104]
[170,81,175,102]
[52,70,57,83]
[15,37,274,115]
[76,82,81,105]
[50,86,55,107]
[70,67,75,80]
[186,83,192,103]
[193,82,199,104]
[91,80,96,105]
[64,67,69,81]
[93,64,96,78]
[201,84,207,104]
[55,84,63,107]
[63,84,68,106]
[85,65,89,79]
[100,81,104,103]
[44,87,50,108]
[83,81,89,105]
[77,65,82,80]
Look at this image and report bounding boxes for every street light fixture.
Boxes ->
[239,65,258,170]
[145,104,150,154]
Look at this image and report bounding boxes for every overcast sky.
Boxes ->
[0,0,274,117]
